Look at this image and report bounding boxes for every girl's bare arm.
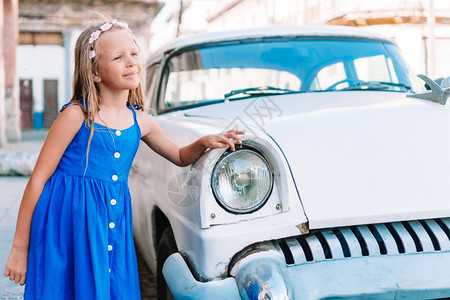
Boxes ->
[3,105,84,285]
[137,111,244,167]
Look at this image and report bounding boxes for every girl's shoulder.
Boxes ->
[58,102,86,127]
[134,110,157,137]
[61,103,85,116]
[134,109,153,124]
[42,102,85,151]
[61,99,88,113]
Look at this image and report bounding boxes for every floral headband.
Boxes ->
[88,20,131,60]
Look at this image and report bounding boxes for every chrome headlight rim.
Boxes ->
[211,146,274,214]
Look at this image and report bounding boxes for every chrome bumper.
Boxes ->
[163,253,240,299]
[164,218,450,299]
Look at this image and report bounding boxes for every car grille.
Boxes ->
[275,218,450,265]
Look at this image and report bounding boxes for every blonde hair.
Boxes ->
[68,19,144,169]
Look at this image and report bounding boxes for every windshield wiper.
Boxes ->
[342,81,412,91]
[224,86,301,99]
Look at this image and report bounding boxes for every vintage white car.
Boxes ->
[129,26,450,299]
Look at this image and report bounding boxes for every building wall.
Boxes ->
[18,44,65,128]
[3,0,19,141]
[0,0,6,147]
[17,0,161,129]
[0,0,19,147]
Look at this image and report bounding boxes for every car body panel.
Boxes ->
[130,114,308,279]
[130,25,450,298]
[181,91,450,229]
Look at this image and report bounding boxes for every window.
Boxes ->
[156,38,416,112]
[355,55,398,83]
[145,63,160,113]
[164,67,300,107]
[19,32,63,46]
[313,62,347,90]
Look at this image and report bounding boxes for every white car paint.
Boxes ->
[182,91,450,229]
[129,26,448,290]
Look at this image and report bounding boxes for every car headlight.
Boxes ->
[211,148,273,214]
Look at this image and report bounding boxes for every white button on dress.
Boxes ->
[108,245,113,251]
[110,199,117,206]
[112,175,118,181]
[115,130,121,136]
[114,152,120,158]
[109,222,115,229]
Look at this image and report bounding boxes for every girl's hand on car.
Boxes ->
[201,129,245,151]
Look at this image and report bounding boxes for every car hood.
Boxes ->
[184,91,450,229]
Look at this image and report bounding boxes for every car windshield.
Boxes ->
[160,37,421,110]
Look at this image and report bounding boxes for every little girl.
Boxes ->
[4,19,243,299]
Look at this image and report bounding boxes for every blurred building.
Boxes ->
[3,0,449,146]
[16,0,161,133]
[150,0,450,79]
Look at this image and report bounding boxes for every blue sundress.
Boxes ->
[24,101,141,299]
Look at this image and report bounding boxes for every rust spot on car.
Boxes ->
[297,222,309,234]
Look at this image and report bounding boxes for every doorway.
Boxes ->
[19,79,33,129]
[43,79,58,128]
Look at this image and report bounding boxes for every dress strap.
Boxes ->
[126,102,141,138]
[60,102,72,112]
[127,102,138,124]
[60,99,88,112]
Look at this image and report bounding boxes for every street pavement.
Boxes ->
[0,130,157,299]
[0,176,27,299]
